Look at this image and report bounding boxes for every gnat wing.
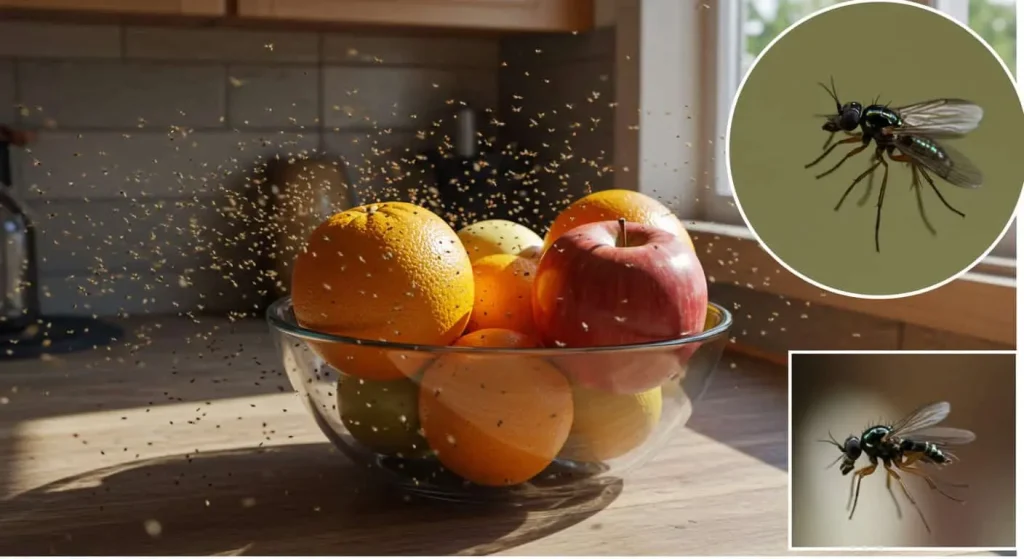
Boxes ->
[895,98,983,137]
[895,135,984,189]
[888,401,951,439]
[903,426,977,446]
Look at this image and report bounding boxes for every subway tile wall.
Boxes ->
[0,21,507,317]
[1,21,619,319]
[2,20,993,353]
[498,27,616,226]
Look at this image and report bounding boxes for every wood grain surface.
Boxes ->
[0,318,1000,556]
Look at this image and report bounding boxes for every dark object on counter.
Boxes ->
[251,155,358,310]
[1,315,124,360]
[1,126,124,362]
[424,106,540,231]
[1,126,40,334]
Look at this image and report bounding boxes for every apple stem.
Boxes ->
[617,217,628,247]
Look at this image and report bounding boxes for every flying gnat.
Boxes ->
[805,77,983,252]
[820,400,976,533]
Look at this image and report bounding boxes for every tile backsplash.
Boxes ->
[499,27,616,226]
[1,20,615,318]
[0,22,498,317]
[4,17,995,354]
[19,60,229,128]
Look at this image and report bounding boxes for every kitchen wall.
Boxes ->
[2,16,1007,353]
[497,26,616,227]
[0,21,499,317]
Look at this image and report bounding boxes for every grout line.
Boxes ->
[25,196,253,207]
[11,57,21,123]
[22,125,433,134]
[500,53,615,70]
[5,54,496,71]
[37,263,235,278]
[222,61,231,128]
[9,58,22,197]
[26,194,257,205]
[118,22,127,58]
[317,31,326,154]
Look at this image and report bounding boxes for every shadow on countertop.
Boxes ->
[686,352,788,472]
[0,443,621,556]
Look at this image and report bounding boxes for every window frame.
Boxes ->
[713,0,743,200]
[706,0,1019,258]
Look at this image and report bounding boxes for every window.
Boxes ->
[714,0,850,199]
[711,0,1019,259]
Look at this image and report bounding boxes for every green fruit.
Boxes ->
[337,374,431,458]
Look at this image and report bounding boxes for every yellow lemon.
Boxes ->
[457,219,544,262]
[559,385,663,462]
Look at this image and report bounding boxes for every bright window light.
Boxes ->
[711,0,1018,258]
[714,0,1018,197]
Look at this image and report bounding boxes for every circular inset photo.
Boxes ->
[727,0,1023,298]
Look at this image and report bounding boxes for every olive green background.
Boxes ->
[730,1,1024,296]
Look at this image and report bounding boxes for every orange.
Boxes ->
[291,201,474,381]
[542,189,695,253]
[419,343,573,487]
[559,385,662,462]
[466,254,537,335]
[457,219,544,262]
[454,328,541,349]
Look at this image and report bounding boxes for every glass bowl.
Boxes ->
[266,296,732,504]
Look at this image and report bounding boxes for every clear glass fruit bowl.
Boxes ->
[266,296,732,504]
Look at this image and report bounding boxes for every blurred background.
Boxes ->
[0,0,1015,359]
[714,0,1016,250]
[0,0,1017,554]
[791,351,1016,548]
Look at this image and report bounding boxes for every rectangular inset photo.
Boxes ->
[789,350,1015,551]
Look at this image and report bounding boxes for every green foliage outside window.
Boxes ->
[743,0,1016,77]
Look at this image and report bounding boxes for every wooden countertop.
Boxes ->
[0,318,998,556]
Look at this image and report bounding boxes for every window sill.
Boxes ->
[687,221,1015,348]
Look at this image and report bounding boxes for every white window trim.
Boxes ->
[934,0,969,23]
[714,0,743,199]
[688,220,1015,346]
[622,0,1013,348]
[706,0,1018,258]
[633,0,701,217]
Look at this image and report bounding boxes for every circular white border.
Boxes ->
[724,0,1024,300]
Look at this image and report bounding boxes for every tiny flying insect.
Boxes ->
[820,401,976,533]
[805,77,984,252]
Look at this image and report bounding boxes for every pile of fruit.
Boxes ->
[290,189,710,487]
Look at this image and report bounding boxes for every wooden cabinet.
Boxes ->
[0,0,592,32]
[236,0,594,32]
[0,0,225,16]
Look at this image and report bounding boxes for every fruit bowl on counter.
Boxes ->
[266,190,733,503]
[267,298,730,502]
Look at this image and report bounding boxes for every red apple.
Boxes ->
[532,219,708,394]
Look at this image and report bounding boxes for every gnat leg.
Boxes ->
[874,155,890,253]
[848,464,877,520]
[884,464,931,534]
[885,470,903,518]
[834,156,882,211]
[917,164,966,218]
[807,134,863,169]
[897,461,966,503]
